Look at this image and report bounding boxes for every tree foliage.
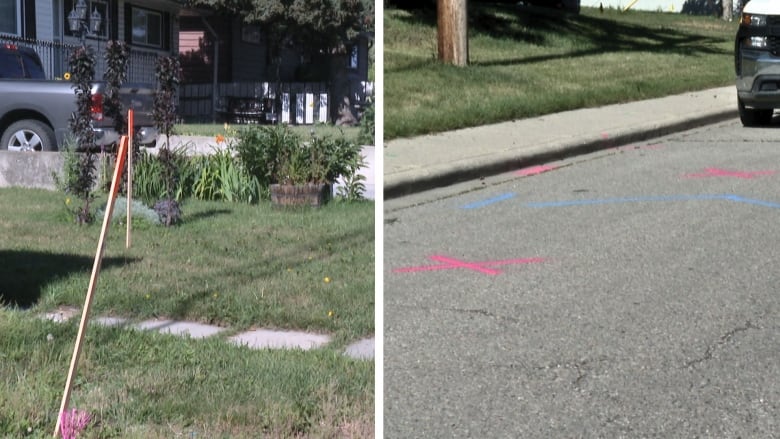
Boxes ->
[188,0,373,50]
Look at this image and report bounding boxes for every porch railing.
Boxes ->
[179,80,375,125]
[0,33,159,84]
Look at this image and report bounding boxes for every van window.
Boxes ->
[0,51,24,78]
[20,51,45,79]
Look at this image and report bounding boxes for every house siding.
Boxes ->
[36,0,54,41]
[230,19,267,82]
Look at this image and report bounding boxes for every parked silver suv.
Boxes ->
[735,0,780,126]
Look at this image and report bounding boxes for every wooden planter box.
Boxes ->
[270,183,330,207]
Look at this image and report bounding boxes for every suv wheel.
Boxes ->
[1,120,57,151]
[738,98,774,127]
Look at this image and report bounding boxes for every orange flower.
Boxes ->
[215,134,225,144]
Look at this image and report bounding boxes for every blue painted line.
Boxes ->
[525,194,722,208]
[724,195,780,209]
[461,193,516,209]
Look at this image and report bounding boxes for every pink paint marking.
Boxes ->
[393,255,545,276]
[429,255,502,275]
[516,165,557,176]
[684,167,776,179]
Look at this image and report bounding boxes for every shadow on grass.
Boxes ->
[185,208,234,223]
[0,250,138,309]
[388,4,730,71]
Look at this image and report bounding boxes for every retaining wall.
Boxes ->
[0,151,63,190]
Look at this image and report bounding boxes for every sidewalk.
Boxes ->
[385,86,738,198]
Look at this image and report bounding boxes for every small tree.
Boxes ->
[152,56,182,226]
[67,46,98,224]
[101,40,131,192]
[103,40,130,136]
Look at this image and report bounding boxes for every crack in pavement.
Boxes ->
[389,303,523,324]
[683,320,760,369]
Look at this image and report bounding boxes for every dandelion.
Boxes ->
[328,310,334,318]
[213,292,219,298]
[60,408,91,439]
[63,72,71,80]
[65,197,71,206]
[145,293,151,299]
[324,277,331,283]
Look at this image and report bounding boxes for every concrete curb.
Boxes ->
[384,107,739,199]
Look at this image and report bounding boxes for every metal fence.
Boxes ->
[179,80,375,125]
[0,33,159,84]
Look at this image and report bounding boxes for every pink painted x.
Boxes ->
[684,168,776,179]
[393,255,545,276]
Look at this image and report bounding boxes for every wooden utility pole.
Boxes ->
[437,0,468,66]
[722,0,733,20]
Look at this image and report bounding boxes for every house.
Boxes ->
[176,7,373,125]
[0,1,372,125]
[0,0,181,83]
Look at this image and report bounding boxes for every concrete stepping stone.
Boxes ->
[133,319,225,339]
[229,329,330,351]
[93,316,129,327]
[344,337,374,360]
[39,309,361,353]
[40,306,80,323]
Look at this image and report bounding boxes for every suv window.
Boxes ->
[0,47,45,79]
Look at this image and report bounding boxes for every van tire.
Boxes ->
[738,99,773,127]
[0,119,57,151]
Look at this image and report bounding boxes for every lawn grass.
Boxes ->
[0,188,373,345]
[385,4,739,139]
[0,309,373,438]
[175,123,361,143]
[0,187,374,436]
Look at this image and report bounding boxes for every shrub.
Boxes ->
[357,97,375,145]
[234,125,363,188]
[131,147,193,205]
[191,148,262,203]
[234,124,300,189]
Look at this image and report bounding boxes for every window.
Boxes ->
[347,45,358,70]
[0,0,19,35]
[64,0,108,39]
[131,6,162,48]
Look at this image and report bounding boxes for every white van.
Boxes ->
[735,0,780,125]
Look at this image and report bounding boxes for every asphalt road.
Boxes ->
[384,119,780,438]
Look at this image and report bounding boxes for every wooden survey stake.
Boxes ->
[126,109,134,248]
[54,136,129,438]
